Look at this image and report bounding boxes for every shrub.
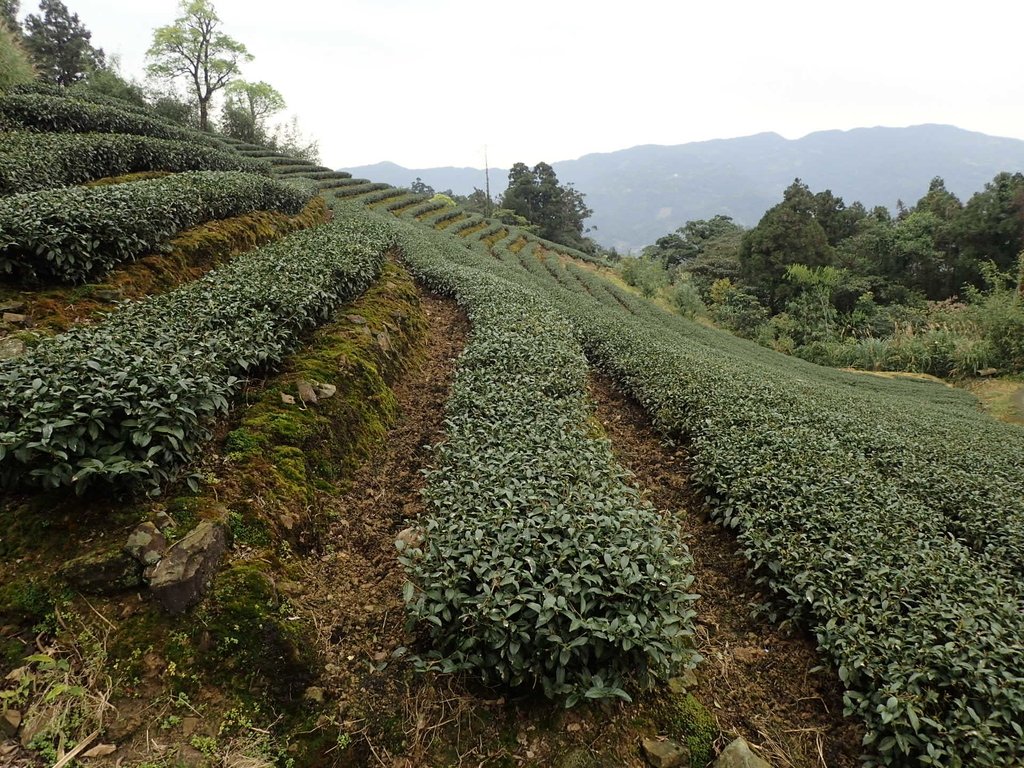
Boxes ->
[0,213,393,492]
[391,215,698,705]
[0,131,269,195]
[0,92,224,147]
[0,171,312,283]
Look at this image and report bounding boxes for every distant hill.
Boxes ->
[342,125,1024,251]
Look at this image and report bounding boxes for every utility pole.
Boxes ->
[484,145,492,217]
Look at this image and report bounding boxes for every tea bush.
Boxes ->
[493,243,1024,767]
[0,132,269,195]
[0,171,312,283]
[0,214,393,492]
[385,213,698,705]
[0,92,224,147]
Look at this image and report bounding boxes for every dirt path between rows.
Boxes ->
[292,293,470,765]
[588,374,866,768]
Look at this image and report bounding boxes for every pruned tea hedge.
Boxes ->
[0,171,313,283]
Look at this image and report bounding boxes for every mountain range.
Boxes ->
[342,125,1024,251]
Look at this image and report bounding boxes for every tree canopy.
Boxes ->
[500,162,593,250]
[220,79,285,142]
[23,0,104,86]
[146,0,251,130]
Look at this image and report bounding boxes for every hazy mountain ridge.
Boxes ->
[342,125,1024,251]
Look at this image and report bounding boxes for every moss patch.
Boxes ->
[653,692,718,768]
[197,563,317,701]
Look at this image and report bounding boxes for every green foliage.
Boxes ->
[501,161,593,251]
[220,79,285,143]
[620,257,669,298]
[0,131,268,195]
[0,90,224,146]
[645,215,743,269]
[0,170,312,282]
[390,213,698,706]
[22,0,103,86]
[0,216,393,492]
[739,179,835,308]
[667,280,705,319]
[146,0,252,130]
[0,18,35,88]
[487,243,1024,767]
[706,278,768,337]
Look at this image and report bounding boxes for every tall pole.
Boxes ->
[484,145,492,217]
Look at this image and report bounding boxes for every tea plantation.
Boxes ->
[0,86,1021,767]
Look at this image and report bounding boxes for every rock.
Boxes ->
[1,708,20,737]
[58,545,143,595]
[280,392,296,405]
[146,521,227,615]
[714,737,771,768]
[978,367,998,377]
[668,669,699,695]
[2,312,30,327]
[314,381,337,399]
[642,736,688,768]
[0,337,24,360]
[376,330,392,352]
[395,527,423,551]
[125,522,167,566]
[304,686,325,704]
[0,301,25,314]
[182,716,199,737]
[345,314,367,324]
[296,380,318,404]
[93,289,124,302]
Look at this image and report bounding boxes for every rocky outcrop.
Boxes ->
[145,520,227,614]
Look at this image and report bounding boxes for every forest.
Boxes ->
[630,175,1024,377]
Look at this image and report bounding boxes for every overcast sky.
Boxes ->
[40,0,1024,170]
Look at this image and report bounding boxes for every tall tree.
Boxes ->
[146,0,251,131]
[956,172,1024,280]
[1,1,18,31]
[739,179,835,307]
[220,78,284,142]
[23,0,104,86]
[0,12,35,88]
[501,162,592,250]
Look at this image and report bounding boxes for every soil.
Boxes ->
[587,373,866,768]
[290,293,474,765]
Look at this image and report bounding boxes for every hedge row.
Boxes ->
[0,92,225,147]
[332,181,390,198]
[7,82,156,117]
[0,131,270,195]
[496,244,1024,767]
[382,210,698,705]
[0,171,313,283]
[0,214,394,493]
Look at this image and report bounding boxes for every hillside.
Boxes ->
[2,87,1024,768]
[344,124,1024,250]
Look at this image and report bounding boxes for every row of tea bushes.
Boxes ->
[0,92,225,147]
[0,131,269,195]
[0,171,313,283]
[498,246,1024,767]
[0,213,394,493]
[383,211,698,705]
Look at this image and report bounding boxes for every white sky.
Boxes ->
[40,0,1024,170]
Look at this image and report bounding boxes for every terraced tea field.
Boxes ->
[1,86,1022,768]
